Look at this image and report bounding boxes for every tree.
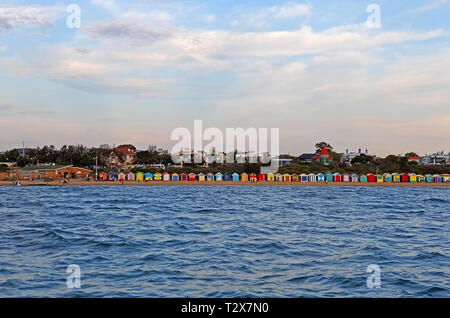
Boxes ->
[315,142,333,152]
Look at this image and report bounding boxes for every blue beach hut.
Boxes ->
[325,172,333,182]
[425,174,433,183]
[215,173,223,181]
[109,172,118,181]
[316,173,325,182]
[308,173,316,182]
[224,173,232,181]
[232,173,240,181]
[433,174,442,183]
[360,175,368,182]
[301,174,308,182]
[144,172,153,181]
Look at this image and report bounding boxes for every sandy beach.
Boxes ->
[1,180,449,187]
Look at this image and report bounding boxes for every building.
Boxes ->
[107,145,137,167]
[341,149,375,166]
[420,151,450,165]
[298,153,315,163]
[313,147,333,165]
[18,165,91,180]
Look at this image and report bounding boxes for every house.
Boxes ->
[271,158,292,166]
[351,174,359,182]
[18,165,92,180]
[313,147,333,165]
[275,173,283,182]
[300,174,308,182]
[383,173,392,182]
[144,172,153,181]
[342,174,350,182]
[325,172,333,182]
[267,173,275,181]
[215,172,223,181]
[99,172,108,181]
[333,173,342,182]
[198,173,206,181]
[241,173,248,182]
[360,175,368,182]
[172,173,179,181]
[291,174,299,182]
[341,149,375,166]
[250,173,257,182]
[377,175,383,182]
[154,172,162,181]
[420,151,450,165]
[283,174,291,182]
[136,172,144,181]
[367,173,376,183]
[207,173,214,181]
[232,173,240,181]
[163,172,171,181]
[224,173,233,181]
[127,172,135,181]
[316,173,325,182]
[106,145,137,167]
[258,173,266,181]
[408,173,417,183]
[308,173,316,182]
[298,153,315,163]
[118,172,126,181]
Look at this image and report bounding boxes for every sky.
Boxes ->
[0,0,449,156]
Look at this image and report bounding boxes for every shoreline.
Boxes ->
[1,180,449,187]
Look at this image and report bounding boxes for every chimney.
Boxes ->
[358,148,361,154]
[366,149,368,154]
[346,149,348,154]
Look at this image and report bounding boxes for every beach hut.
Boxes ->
[325,172,333,182]
[408,173,417,183]
[267,173,275,181]
[172,173,179,181]
[308,173,317,182]
[241,173,249,182]
[258,173,266,181]
[144,172,153,181]
[351,174,359,182]
[99,172,108,181]
[377,175,383,183]
[215,172,223,181]
[163,172,171,181]
[400,173,409,183]
[291,174,299,182]
[417,174,425,183]
[300,174,308,182]
[109,172,118,181]
[434,174,443,183]
[383,173,392,182]
[367,173,376,183]
[443,174,450,183]
[127,172,135,181]
[154,172,162,181]
[392,173,401,182]
[342,174,350,182]
[232,173,240,181]
[136,172,144,181]
[224,173,233,181]
[425,174,433,183]
[118,172,126,181]
[207,173,214,181]
[198,173,206,181]
[180,173,188,181]
[333,173,342,182]
[316,173,325,182]
[283,174,291,182]
[188,173,197,181]
[360,175,368,182]
[249,173,257,182]
[275,173,283,182]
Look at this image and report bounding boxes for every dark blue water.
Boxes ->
[0,186,448,297]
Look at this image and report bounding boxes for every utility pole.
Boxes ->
[95,156,98,181]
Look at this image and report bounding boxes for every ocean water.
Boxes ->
[0,185,448,297]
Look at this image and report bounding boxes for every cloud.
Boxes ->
[404,0,449,15]
[274,2,311,18]
[0,5,63,31]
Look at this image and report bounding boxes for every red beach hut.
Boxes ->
[188,173,197,181]
[180,173,188,181]
[250,173,257,182]
[401,173,409,183]
[367,173,376,183]
[258,173,266,181]
[99,172,108,181]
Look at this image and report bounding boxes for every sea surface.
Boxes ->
[0,185,448,297]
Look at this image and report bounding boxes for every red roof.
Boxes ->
[320,147,329,155]
[115,146,135,156]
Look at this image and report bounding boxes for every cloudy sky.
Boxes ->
[0,0,449,156]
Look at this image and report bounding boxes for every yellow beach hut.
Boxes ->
[392,173,401,182]
[267,173,275,181]
[206,173,214,181]
[241,173,248,182]
[198,173,206,181]
[377,175,383,183]
[154,172,162,181]
[408,173,417,183]
[136,172,144,181]
[144,172,153,181]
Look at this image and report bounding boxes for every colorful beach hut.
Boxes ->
[392,173,400,182]
[249,173,257,182]
[154,172,162,181]
[300,174,308,182]
[144,172,153,181]
[417,174,425,183]
[258,173,266,181]
[232,173,240,181]
[188,173,197,181]
[136,172,144,181]
[198,173,206,181]
[425,174,433,183]
[317,173,325,182]
[215,173,223,181]
[366,173,376,183]
[109,172,118,181]
[308,173,317,182]
[241,173,249,182]
[333,173,342,182]
[224,173,233,181]
[99,172,108,181]
[325,172,333,182]
[351,174,359,182]
[443,174,449,183]
[360,175,368,182]
[408,173,417,183]
[163,172,171,181]
[342,174,350,182]
[127,172,135,181]
[291,174,299,182]
[283,174,291,182]
[267,173,275,181]
[400,173,409,183]
[207,173,214,181]
[383,173,392,182]
[377,175,383,183]
[118,172,126,181]
[180,173,188,181]
[434,174,443,183]
[275,173,283,182]
[172,173,179,181]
